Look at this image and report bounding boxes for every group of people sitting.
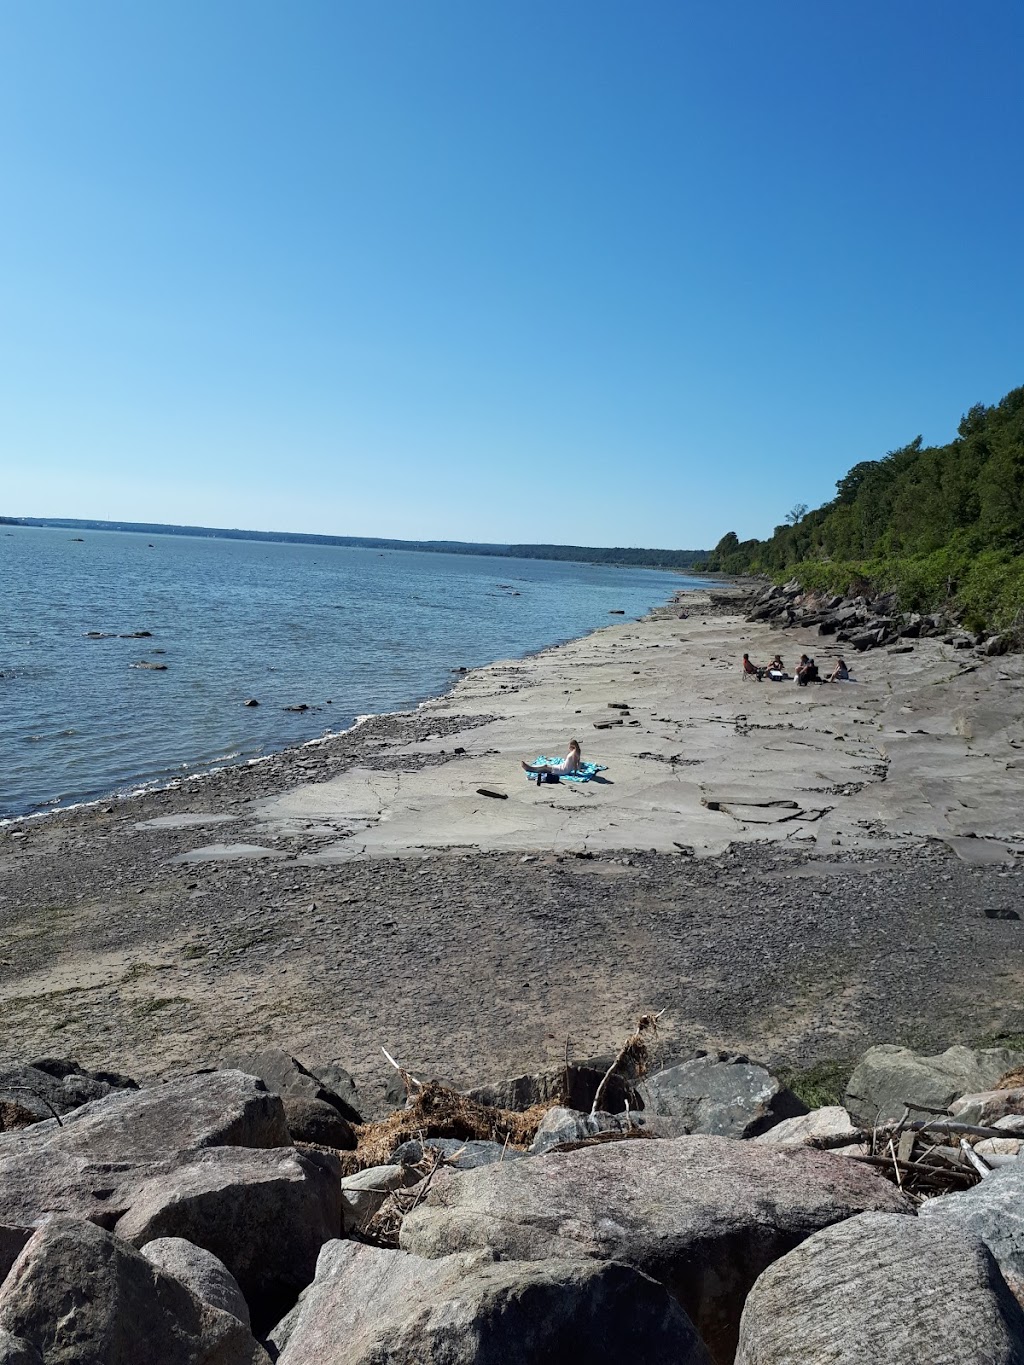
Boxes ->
[742,652,849,685]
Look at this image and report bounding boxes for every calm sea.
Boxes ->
[0,526,710,820]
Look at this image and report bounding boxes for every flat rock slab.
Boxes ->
[271,1240,711,1365]
[735,1212,1024,1365]
[135,814,239,831]
[170,844,286,864]
[399,1133,911,1365]
[943,836,1019,866]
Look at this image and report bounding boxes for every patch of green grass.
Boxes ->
[976,1031,1024,1052]
[777,1058,858,1110]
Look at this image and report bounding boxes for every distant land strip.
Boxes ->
[1,516,711,571]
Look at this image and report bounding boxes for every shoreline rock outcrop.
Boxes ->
[3,1039,1024,1363]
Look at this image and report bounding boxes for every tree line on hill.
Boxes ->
[1,517,709,571]
[706,384,1024,632]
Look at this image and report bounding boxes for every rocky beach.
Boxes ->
[2,584,1023,1109]
[3,584,1024,1362]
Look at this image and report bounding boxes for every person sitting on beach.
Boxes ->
[522,739,582,780]
[829,657,850,682]
[742,653,765,681]
[766,653,786,681]
[797,656,821,686]
[794,654,810,683]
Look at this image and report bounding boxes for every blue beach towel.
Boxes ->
[525,757,608,783]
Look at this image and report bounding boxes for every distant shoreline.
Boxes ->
[2,516,711,573]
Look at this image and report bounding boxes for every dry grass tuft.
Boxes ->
[352,1081,556,1170]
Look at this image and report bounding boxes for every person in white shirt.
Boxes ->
[521,739,582,778]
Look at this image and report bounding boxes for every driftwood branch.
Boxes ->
[381,1048,422,1098]
[591,1011,662,1116]
[0,1086,64,1127]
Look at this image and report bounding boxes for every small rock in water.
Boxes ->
[243,698,260,707]
[284,704,309,712]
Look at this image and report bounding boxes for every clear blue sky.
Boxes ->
[2,1,1022,548]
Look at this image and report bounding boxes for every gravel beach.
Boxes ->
[2,588,1022,1114]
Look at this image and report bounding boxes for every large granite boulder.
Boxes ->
[270,1240,711,1365]
[735,1212,1024,1364]
[638,1054,807,1138]
[221,1048,361,1125]
[844,1045,1024,1126]
[0,1218,270,1364]
[140,1237,250,1326]
[0,1073,293,1285]
[117,1147,342,1332]
[0,1060,137,1127]
[920,1158,1024,1307]
[752,1105,857,1148]
[400,1134,911,1364]
[0,1072,290,1227]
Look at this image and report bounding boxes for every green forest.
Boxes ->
[706,383,1024,632]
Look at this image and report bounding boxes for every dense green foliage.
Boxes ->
[708,385,1024,631]
[506,544,709,568]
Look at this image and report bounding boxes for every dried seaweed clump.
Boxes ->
[353,1081,555,1171]
[591,1011,661,1114]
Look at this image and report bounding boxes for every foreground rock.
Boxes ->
[270,1241,711,1365]
[0,1072,290,1236]
[639,1054,807,1138]
[920,1158,1024,1307]
[844,1045,1024,1126]
[0,1218,270,1365]
[0,1072,342,1331]
[117,1147,342,1332]
[735,1212,1024,1364]
[140,1238,251,1326]
[400,1133,911,1364]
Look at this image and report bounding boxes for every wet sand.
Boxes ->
[1,589,1022,1114]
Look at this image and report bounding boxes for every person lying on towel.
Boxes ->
[522,739,582,779]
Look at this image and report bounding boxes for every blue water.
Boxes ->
[0,526,709,819]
